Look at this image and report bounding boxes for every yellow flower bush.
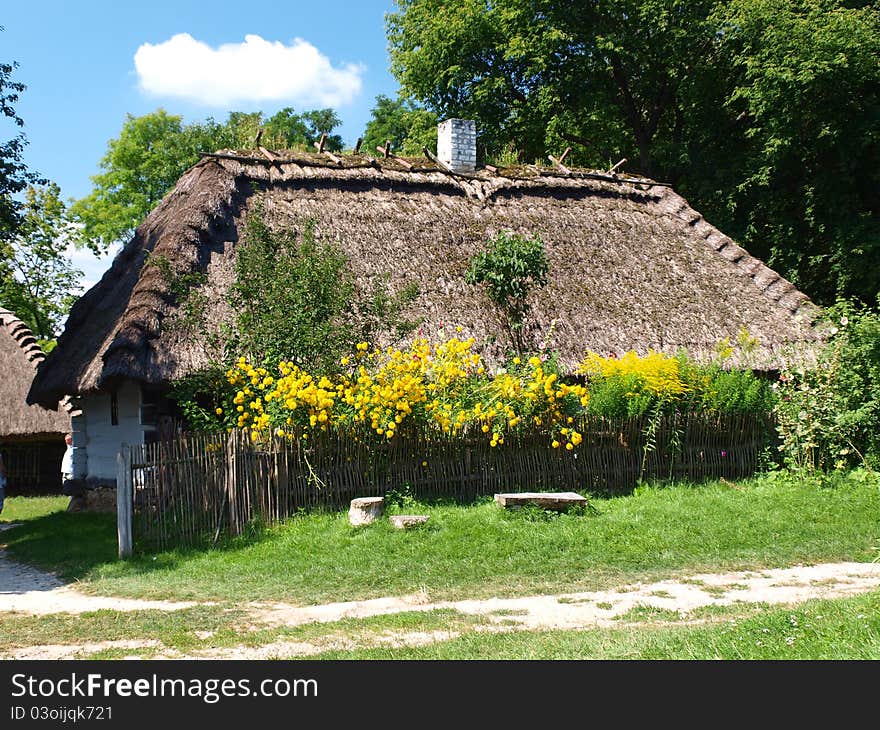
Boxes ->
[578,350,688,399]
[215,340,772,447]
[224,337,588,449]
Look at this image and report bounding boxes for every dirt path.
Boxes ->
[0,550,198,615]
[247,561,880,631]
[2,549,880,659]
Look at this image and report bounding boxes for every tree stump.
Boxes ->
[494,492,589,512]
[349,497,384,526]
[389,515,429,530]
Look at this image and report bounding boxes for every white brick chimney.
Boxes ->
[437,118,477,172]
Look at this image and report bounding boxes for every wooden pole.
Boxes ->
[117,445,133,559]
[258,146,278,162]
[225,430,238,537]
[548,152,571,174]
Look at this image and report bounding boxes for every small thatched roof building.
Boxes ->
[1,308,70,438]
[1,308,69,492]
[28,148,821,411]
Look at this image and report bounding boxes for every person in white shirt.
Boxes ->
[61,433,74,482]
[61,433,87,511]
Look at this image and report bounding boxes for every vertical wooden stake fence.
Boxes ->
[116,445,133,559]
[127,413,771,553]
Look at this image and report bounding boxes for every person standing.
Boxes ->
[61,434,86,511]
[61,433,74,485]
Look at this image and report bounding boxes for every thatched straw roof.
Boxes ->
[0,308,70,436]
[28,151,822,409]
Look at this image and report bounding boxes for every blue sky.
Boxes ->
[3,0,401,285]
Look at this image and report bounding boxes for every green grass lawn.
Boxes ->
[2,470,879,606]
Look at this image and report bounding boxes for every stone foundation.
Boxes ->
[67,487,117,513]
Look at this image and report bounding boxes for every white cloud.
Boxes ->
[134,33,364,107]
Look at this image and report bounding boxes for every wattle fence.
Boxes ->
[117,413,770,554]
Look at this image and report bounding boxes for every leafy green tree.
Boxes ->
[0,184,82,343]
[254,108,344,150]
[465,231,549,355]
[386,0,716,172]
[362,95,438,156]
[71,107,347,252]
[298,109,344,151]
[689,0,880,304]
[69,110,203,251]
[0,39,43,247]
[387,0,880,304]
[0,43,77,344]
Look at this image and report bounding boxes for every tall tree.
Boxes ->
[0,35,42,247]
[693,0,880,304]
[71,107,348,251]
[386,0,716,173]
[0,184,82,343]
[263,107,344,151]
[362,95,438,156]
[69,110,202,251]
[387,0,880,304]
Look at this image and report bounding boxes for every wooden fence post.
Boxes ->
[225,430,239,536]
[117,444,133,559]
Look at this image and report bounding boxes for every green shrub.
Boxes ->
[228,208,355,373]
[700,367,775,415]
[581,350,774,420]
[586,373,655,419]
[776,301,880,471]
[465,231,548,355]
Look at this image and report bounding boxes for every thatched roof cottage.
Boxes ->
[27,120,820,484]
[0,308,70,492]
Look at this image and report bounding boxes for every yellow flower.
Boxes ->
[215,407,223,415]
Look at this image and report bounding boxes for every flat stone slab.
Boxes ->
[389,515,430,530]
[349,497,385,527]
[494,492,588,512]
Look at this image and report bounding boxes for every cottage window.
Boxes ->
[110,392,119,426]
[140,389,161,427]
